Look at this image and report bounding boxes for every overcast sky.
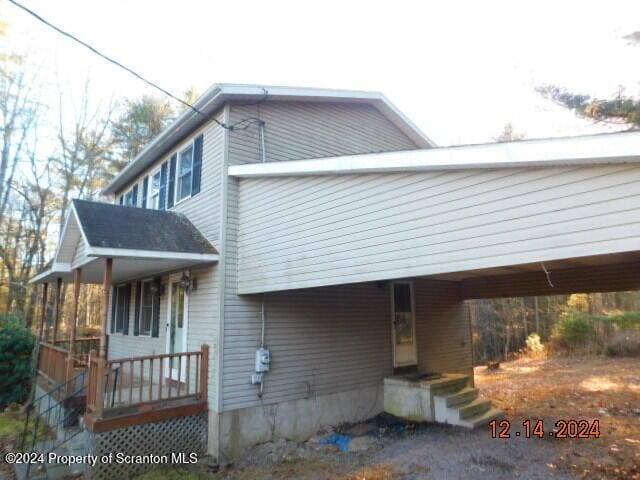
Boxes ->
[4,0,640,146]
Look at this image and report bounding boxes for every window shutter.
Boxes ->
[167,154,177,208]
[119,195,123,205]
[110,286,116,333]
[159,162,168,210]
[142,176,148,209]
[151,278,161,338]
[123,284,131,335]
[132,184,138,207]
[133,281,142,336]
[192,135,203,195]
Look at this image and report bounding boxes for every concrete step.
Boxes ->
[442,387,479,408]
[429,375,470,396]
[458,398,492,420]
[459,407,505,429]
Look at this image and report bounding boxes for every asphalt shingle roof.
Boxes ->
[72,199,217,254]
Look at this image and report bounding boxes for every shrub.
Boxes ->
[551,310,640,356]
[525,333,546,358]
[551,312,596,351]
[0,314,36,408]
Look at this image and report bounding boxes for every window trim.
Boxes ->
[113,284,128,334]
[147,167,163,210]
[137,279,154,337]
[175,143,194,205]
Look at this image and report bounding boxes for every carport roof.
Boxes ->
[228,130,640,178]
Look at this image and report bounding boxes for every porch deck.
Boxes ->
[37,340,209,432]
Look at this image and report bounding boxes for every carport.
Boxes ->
[224,131,640,427]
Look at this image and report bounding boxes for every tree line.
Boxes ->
[0,21,192,333]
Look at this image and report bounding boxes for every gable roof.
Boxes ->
[227,130,640,178]
[103,84,435,195]
[72,199,217,254]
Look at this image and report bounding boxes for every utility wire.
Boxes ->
[8,0,268,130]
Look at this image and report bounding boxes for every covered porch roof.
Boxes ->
[31,199,218,284]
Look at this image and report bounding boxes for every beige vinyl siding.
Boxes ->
[220,101,422,411]
[414,279,472,376]
[228,101,419,166]
[236,164,640,294]
[222,283,392,410]
[70,239,87,269]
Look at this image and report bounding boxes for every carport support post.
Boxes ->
[99,258,112,359]
[38,282,48,342]
[66,268,81,389]
[51,277,62,343]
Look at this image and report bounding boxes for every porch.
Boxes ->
[30,199,217,433]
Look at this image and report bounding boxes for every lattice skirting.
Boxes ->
[85,413,207,479]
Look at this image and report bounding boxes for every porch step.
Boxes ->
[429,375,470,396]
[440,387,479,407]
[459,407,505,429]
[458,398,492,420]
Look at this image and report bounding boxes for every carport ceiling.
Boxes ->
[427,251,640,281]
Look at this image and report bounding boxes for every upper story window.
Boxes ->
[176,144,194,203]
[148,169,162,210]
[123,133,202,211]
[122,184,138,207]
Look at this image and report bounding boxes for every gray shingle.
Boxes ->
[72,199,217,254]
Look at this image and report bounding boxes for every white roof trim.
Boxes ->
[87,247,219,262]
[103,84,434,194]
[29,262,71,284]
[228,131,640,178]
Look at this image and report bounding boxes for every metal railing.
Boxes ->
[20,370,87,478]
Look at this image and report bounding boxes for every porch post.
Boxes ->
[38,282,48,342]
[51,277,62,343]
[66,268,81,386]
[99,258,112,359]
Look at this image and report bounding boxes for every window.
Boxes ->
[123,185,137,207]
[176,144,194,203]
[114,285,129,333]
[138,281,154,336]
[148,169,162,209]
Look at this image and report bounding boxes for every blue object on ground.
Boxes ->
[319,433,352,452]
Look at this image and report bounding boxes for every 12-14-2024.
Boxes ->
[489,419,601,439]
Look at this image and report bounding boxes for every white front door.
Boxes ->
[391,281,418,367]
[165,275,188,381]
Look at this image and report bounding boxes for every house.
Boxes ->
[29,84,640,479]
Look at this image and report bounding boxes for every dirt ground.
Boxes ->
[139,355,639,480]
[476,355,640,479]
[3,356,638,480]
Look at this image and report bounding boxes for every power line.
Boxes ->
[7,0,268,130]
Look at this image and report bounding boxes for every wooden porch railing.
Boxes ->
[38,343,69,386]
[52,337,101,366]
[86,344,209,418]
